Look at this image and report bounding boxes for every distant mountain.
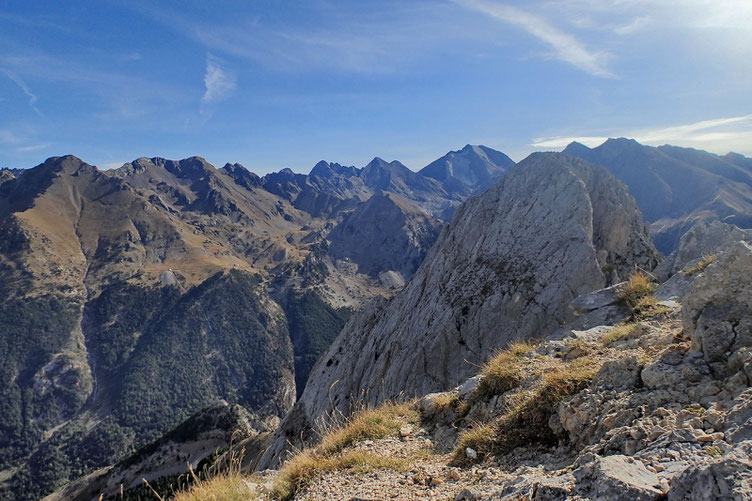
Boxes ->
[0,168,14,185]
[419,144,514,195]
[258,147,516,222]
[0,155,386,500]
[327,192,442,281]
[563,138,752,253]
[260,159,460,221]
[260,152,659,467]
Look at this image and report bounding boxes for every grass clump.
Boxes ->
[618,271,656,312]
[170,449,257,501]
[684,254,717,276]
[476,341,537,398]
[601,322,638,346]
[431,392,460,412]
[269,450,409,500]
[317,401,418,457]
[632,295,672,321]
[453,358,598,465]
[171,474,254,501]
[454,422,498,462]
[705,446,724,458]
[269,401,418,500]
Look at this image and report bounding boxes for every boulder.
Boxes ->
[570,282,625,315]
[668,441,752,500]
[683,241,752,377]
[574,454,666,500]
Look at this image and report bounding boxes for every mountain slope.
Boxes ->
[563,139,752,253]
[0,155,367,500]
[419,144,514,195]
[260,152,659,467]
[327,192,442,280]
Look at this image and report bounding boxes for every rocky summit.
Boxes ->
[260,152,660,467]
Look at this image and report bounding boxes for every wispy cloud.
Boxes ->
[2,70,43,115]
[532,114,752,154]
[456,0,614,77]
[201,53,236,110]
[14,142,53,153]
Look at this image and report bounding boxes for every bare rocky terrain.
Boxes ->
[240,229,752,501]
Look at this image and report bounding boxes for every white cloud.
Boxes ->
[2,70,43,116]
[531,114,752,155]
[201,53,236,109]
[456,0,614,77]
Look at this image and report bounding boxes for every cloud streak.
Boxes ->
[456,0,613,77]
[2,70,43,115]
[531,114,752,155]
[201,53,236,110]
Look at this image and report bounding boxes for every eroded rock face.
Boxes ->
[684,241,752,377]
[260,152,659,467]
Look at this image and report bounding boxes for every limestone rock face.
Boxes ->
[260,152,659,467]
[667,441,752,501]
[684,241,752,377]
[656,220,752,279]
[327,192,442,279]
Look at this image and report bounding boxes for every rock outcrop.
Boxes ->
[684,241,752,378]
[327,192,442,279]
[656,220,752,279]
[260,152,659,467]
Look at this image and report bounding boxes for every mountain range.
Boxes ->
[563,138,752,253]
[0,145,509,500]
[1,139,752,499]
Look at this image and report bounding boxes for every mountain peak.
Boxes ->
[419,144,513,194]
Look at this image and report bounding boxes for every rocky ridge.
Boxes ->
[227,239,752,501]
[260,152,660,468]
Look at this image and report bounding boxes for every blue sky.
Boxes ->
[1,0,751,173]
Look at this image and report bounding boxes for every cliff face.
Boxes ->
[261,152,660,467]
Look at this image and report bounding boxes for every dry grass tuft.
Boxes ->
[269,450,409,500]
[684,254,717,276]
[171,448,257,501]
[632,295,672,321]
[618,271,656,312]
[269,401,418,500]
[476,341,537,398]
[453,358,598,465]
[601,322,638,346]
[430,392,460,412]
[317,401,418,457]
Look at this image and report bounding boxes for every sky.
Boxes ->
[1,0,751,173]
